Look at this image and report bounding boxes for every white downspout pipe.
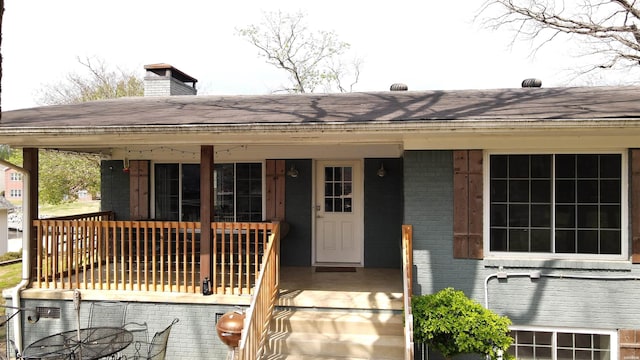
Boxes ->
[0,159,31,352]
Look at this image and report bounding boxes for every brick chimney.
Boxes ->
[143,63,198,96]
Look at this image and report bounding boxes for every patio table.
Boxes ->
[22,327,132,360]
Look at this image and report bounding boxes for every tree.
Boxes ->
[39,150,100,204]
[481,0,640,77]
[412,288,513,360]
[33,58,143,203]
[6,58,142,204]
[37,56,143,105]
[237,11,361,93]
[0,144,9,160]
[30,57,143,204]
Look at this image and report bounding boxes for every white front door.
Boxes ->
[314,160,363,265]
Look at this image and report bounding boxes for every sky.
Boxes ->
[1,0,633,111]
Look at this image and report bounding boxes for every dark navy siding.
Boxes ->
[100,160,130,220]
[364,158,403,268]
[282,159,313,266]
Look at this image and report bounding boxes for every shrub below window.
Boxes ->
[412,287,513,360]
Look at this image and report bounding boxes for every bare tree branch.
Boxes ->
[237,11,361,93]
[480,0,640,80]
[36,56,143,105]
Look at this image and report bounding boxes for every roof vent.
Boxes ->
[390,83,408,91]
[521,78,542,88]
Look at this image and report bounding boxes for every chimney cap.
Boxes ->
[144,63,198,84]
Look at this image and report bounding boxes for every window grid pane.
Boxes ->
[154,164,180,221]
[510,330,611,360]
[490,154,621,255]
[235,163,263,222]
[554,154,621,255]
[181,164,201,222]
[324,166,353,213]
[490,155,552,252]
[214,164,235,222]
[214,163,263,222]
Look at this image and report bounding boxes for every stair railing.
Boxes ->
[237,222,281,360]
[402,224,414,360]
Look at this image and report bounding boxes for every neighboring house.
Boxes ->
[2,63,640,359]
[0,165,6,194]
[3,167,23,202]
[3,154,95,204]
[0,195,16,255]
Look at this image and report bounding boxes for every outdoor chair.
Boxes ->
[124,318,179,360]
[88,301,128,328]
[120,321,149,360]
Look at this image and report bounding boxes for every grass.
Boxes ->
[39,200,100,217]
[0,262,22,293]
[0,262,22,347]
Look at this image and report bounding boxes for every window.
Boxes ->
[155,164,180,220]
[489,153,624,257]
[324,166,353,213]
[214,163,262,222]
[9,189,22,198]
[10,172,22,181]
[509,328,615,360]
[154,162,262,222]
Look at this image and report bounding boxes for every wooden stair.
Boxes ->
[262,307,405,359]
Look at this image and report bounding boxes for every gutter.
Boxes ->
[0,158,30,352]
[2,118,640,136]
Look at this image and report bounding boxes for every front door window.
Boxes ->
[324,166,353,213]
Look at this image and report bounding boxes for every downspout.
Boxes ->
[0,158,30,352]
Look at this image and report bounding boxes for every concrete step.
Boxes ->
[262,354,398,360]
[277,289,403,310]
[265,331,404,359]
[263,308,405,359]
[271,309,403,336]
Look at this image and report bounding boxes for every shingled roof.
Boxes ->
[2,86,639,129]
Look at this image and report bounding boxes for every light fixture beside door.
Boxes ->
[377,163,386,178]
[287,165,299,178]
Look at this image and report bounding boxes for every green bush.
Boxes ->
[0,250,22,262]
[412,287,513,360]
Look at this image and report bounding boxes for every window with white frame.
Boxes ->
[9,189,22,198]
[508,328,615,360]
[488,153,624,257]
[154,162,262,222]
[10,172,22,181]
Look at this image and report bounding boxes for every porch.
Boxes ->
[20,213,412,359]
[25,213,403,307]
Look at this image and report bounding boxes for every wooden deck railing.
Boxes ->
[237,222,280,360]
[46,211,115,222]
[402,224,415,360]
[31,217,275,295]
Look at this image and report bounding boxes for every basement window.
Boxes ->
[509,327,616,360]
